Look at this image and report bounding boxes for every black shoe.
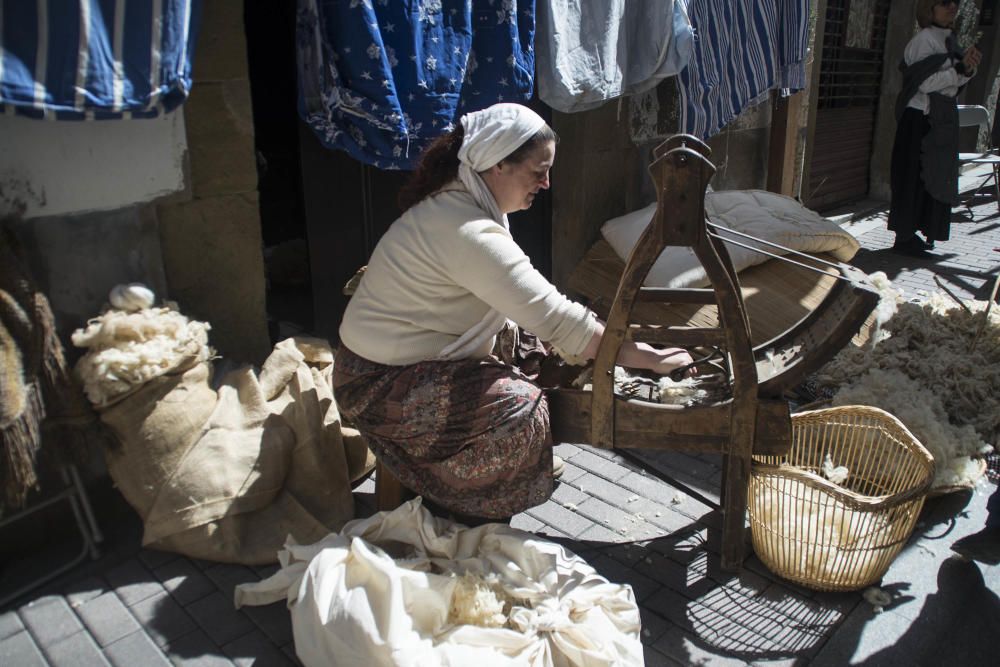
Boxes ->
[952,526,1000,565]
[891,237,935,258]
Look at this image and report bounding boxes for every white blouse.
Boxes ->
[339,183,599,366]
[904,25,973,114]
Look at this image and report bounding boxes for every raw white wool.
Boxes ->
[656,375,709,406]
[813,278,999,487]
[868,271,901,327]
[821,454,850,485]
[754,478,892,582]
[573,365,714,406]
[72,304,213,406]
[831,369,988,489]
[863,586,892,612]
[447,572,514,629]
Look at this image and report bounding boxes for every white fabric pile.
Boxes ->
[600,190,860,288]
[72,285,213,406]
[812,276,999,490]
[234,499,644,667]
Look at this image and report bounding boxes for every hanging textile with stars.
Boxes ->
[297,0,536,171]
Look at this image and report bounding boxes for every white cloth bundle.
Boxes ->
[439,103,547,361]
[234,499,643,666]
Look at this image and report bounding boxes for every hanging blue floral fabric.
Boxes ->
[297,0,535,171]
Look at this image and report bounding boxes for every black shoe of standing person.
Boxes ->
[891,236,935,258]
[951,525,1000,565]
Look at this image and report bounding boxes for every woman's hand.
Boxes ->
[963,46,982,73]
[581,323,696,377]
[617,342,696,377]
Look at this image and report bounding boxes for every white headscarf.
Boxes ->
[437,103,548,361]
[456,103,547,226]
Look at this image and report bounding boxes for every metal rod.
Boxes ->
[706,231,847,280]
[0,540,91,609]
[67,463,104,546]
[0,488,77,528]
[705,221,850,272]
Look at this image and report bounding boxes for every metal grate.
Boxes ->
[808,0,892,211]
[817,0,892,109]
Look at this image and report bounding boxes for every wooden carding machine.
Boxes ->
[546,134,881,571]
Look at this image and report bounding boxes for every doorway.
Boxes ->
[243,5,553,344]
[806,0,892,211]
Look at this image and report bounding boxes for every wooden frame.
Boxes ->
[547,134,880,571]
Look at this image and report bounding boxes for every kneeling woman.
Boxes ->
[333,103,692,520]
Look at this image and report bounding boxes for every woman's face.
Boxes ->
[932,0,958,27]
[483,141,556,214]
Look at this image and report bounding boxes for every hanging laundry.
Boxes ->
[297,0,536,171]
[677,0,810,139]
[535,0,694,113]
[0,0,202,119]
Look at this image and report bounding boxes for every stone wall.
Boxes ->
[157,0,270,365]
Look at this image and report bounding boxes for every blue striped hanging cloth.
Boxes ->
[677,0,809,139]
[0,0,201,120]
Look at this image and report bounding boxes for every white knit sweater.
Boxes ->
[339,183,599,365]
[904,25,973,114]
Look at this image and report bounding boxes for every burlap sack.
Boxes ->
[98,338,368,564]
[100,357,217,519]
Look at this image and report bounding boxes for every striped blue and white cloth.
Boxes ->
[677,0,809,139]
[0,0,201,120]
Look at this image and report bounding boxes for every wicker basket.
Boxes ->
[748,406,935,592]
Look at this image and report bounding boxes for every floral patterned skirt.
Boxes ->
[332,338,554,519]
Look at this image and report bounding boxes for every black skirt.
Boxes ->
[888,107,952,242]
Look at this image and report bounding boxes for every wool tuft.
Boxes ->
[821,454,850,485]
[447,572,514,629]
[72,295,213,407]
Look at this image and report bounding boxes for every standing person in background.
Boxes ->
[888,0,981,258]
[333,103,695,522]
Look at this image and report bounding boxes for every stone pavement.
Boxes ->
[2,167,998,666]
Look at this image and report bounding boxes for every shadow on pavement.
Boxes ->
[855,557,1000,667]
[549,519,856,664]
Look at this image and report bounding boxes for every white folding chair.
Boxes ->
[957,104,1000,208]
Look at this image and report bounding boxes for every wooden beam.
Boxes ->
[802,0,830,206]
[766,90,805,196]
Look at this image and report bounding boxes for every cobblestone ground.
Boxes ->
[2,168,998,666]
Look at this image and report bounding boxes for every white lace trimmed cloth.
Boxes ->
[234,499,644,666]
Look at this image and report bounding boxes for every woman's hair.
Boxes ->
[915,0,941,29]
[397,123,559,212]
